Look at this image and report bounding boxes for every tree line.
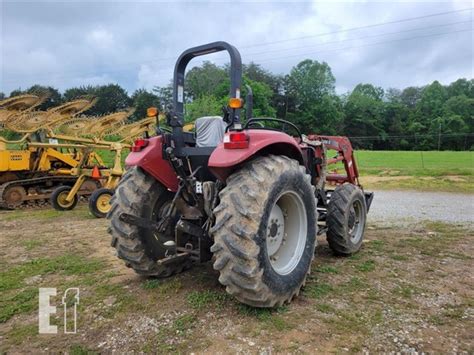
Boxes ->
[2,60,472,150]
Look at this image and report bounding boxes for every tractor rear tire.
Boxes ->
[326,184,367,255]
[211,155,317,307]
[89,188,114,218]
[107,167,189,277]
[51,186,78,211]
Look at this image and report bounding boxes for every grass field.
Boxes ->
[353,151,473,193]
[355,151,473,177]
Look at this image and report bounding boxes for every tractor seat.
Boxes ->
[195,116,226,147]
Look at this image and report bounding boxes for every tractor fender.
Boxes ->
[125,136,179,192]
[208,130,304,181]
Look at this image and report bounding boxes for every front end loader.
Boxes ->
[108,41,373,308]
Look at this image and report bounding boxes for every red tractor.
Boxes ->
[108,42,373,307]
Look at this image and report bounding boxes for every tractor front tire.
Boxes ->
[326,184,367,255]
[107,167,189,277]
[89,188,114,218]
[211,155,317,307]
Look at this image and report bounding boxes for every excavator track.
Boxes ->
[0,176,98,209]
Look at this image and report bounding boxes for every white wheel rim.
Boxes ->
[266,191,307,275]
[348,199,365,243]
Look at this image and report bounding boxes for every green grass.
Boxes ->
[142,278,183,294]
[315,303,336,314]
[356,260,376,272]
[6,323,38,345]
[304,282,333,298]
[69,344,99,355]
[186,290,230,310]
[237,305,292,332]
[355,150,473,176]
[96,148,127,168]
[315,265,339,274]
[22,239,43,251]
[173,314,197,332]
[1,207,90,221]
[0,254,104,292]
[0,254,104,322]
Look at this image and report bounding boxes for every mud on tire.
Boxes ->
[210,155,317,307]
[107,167,189,277]
[326,183,367,255]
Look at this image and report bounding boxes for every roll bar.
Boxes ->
[171,41,242,129]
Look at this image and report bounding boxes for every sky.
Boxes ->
[0,0,472,96]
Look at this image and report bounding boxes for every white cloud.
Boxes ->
[86,28,115,49]
[137,64,162,90]
[1,0,472,95]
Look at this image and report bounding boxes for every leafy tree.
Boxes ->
[284,59,341,134]
[130,89,160,121]
[153,85,173,111]
[244,62,284,115]
[447,78,473,98]
[343,84,385,148]
[399,86,423,108]
[25,85,62,110]
[185,61,227,100]
[185,95,222,122]
[443,94,474,120]
[352,83,384,101]
[7,85,62,110]
[412,81,447,149]
[286,59,336,111]
[0,92,5,100]
[242,76,276,118]
[9,88,25,97]
[64,84,130,116]
[383,101,410,149]
[4,60,471,150]
[93,84,131,116]
[63,85,95,101]
[440,95,474,149]
[385,88,401,102]
[287,94,344,135]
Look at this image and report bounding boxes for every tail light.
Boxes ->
[224,131,249,149]
[132,138,149,152]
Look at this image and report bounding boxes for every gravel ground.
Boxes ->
[368,190,474,225]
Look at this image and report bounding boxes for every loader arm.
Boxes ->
[308,134,359,185]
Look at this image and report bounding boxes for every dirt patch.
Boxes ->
[361,175,415,183]
[0,206,473,353]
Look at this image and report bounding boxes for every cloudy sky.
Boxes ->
[0,0,472,96]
